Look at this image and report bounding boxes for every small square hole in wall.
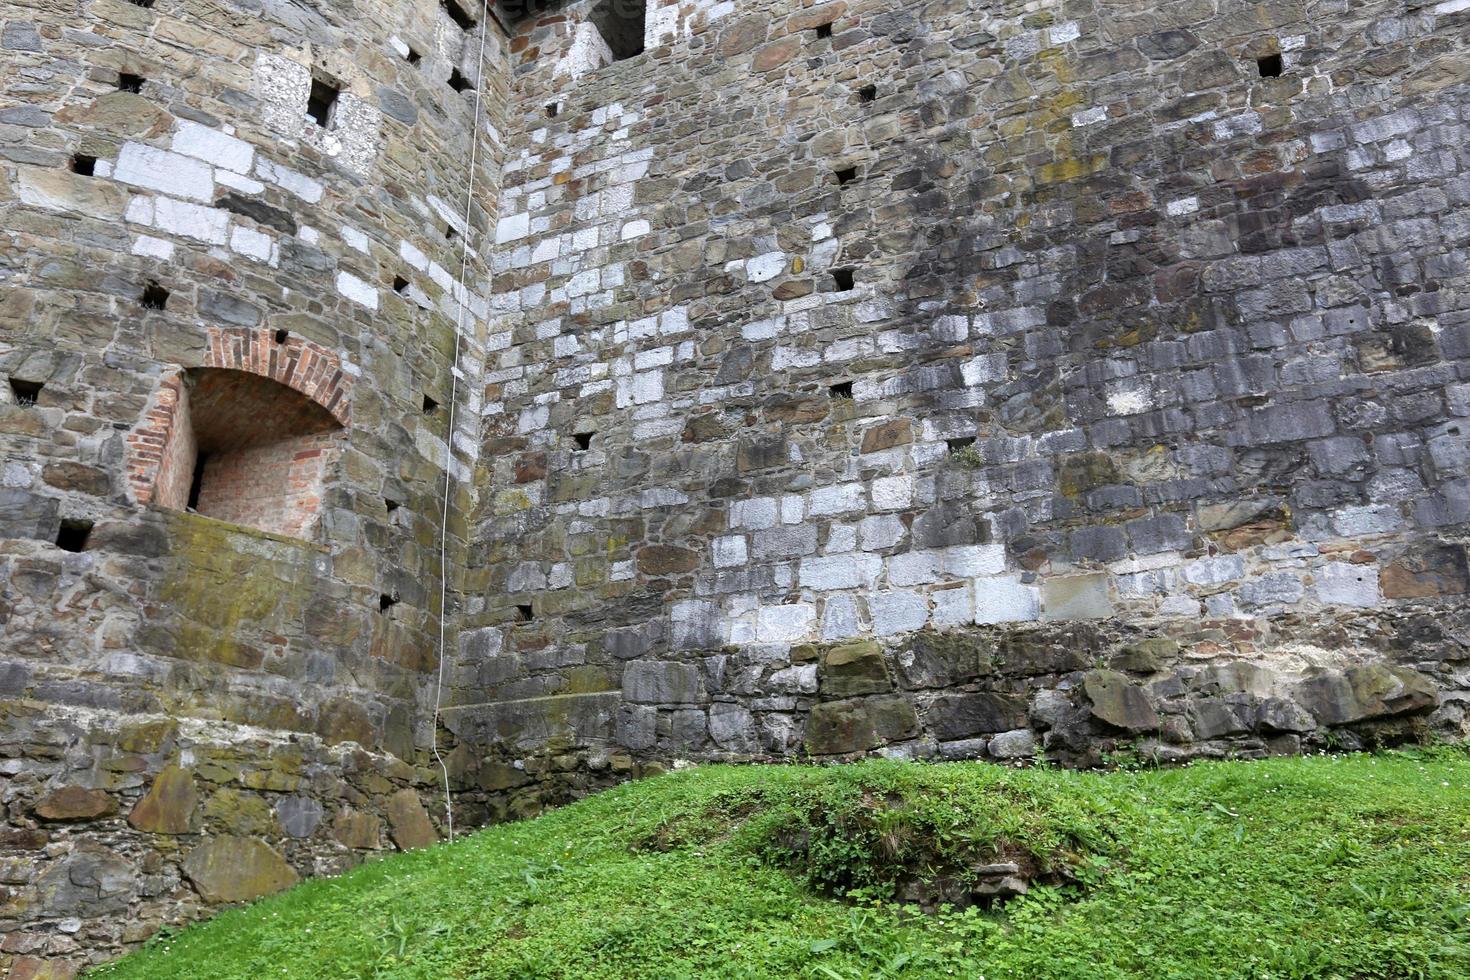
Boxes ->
[515,604,534,622]
[422,394,439,415]
[140,281,168,309]
[117,73,144,94]
[393,275,410,294]
[306,77,339,128]
[71,154,97,176]
[858,84,878,103]
[8,379,43,407]
[443,222,458,242]
[546,102,560,119]
[379,593,399,614]
[832,268,856,291]
[405,47,422,67]
[815,22,833,39]
[834,166,858,186]
[572,431,593,451]
[56,519,94,553]
[442,0,476,32]
[126,0,154,7]
[274,329,289,344]
[448,68,473,93]
[947,436,977,452]
[828,381,854,399]
[1257,53,1283,77]
[590,0,646,61]
[385,498,402,514]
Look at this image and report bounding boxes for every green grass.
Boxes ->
[96,749,1470,979]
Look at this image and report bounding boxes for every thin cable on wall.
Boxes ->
[433,0,495,844]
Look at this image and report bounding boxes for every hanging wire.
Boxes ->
[432,0,497,843]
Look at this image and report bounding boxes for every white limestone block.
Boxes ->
[336,271,379,310]
[756,604,815,643]
[153,197,230,244]
[496,212,530,244]
[943,544,1006,578]
[712,535,748,569]
[229,224,274,263]
[114,143,214,202]
[807,483,865,516]
[255,158,323,203]
[1317,562,1381,608]
[171,120,255,173]
[1071,106,1107,127]
[871,475,914,511]
[859,514,906,551]
[631,369,663,404]
[729,497,778,531]
[888,550,942,587]
[974,575,1041,624]
[341,226,371,254]
[931,584,974,626]
[869,591,930,636]
[799,554,882,591]
[130,235,173,260]
[820,594,862,641]
[746,251,787,283]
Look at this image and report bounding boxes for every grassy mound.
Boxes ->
[635,763,1116,906]
[97,750,1470,979]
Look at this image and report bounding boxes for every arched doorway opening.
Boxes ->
[150,368,345,539]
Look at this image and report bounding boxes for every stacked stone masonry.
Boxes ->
[5,0,1470,972]
[1,0,507,969]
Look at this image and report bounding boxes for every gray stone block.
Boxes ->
[275,796,324,838]
[616,703,656,751]
[1239,572,1305,608]
[0,488,58,540]
[988,729,1037,759]
[929,693,1027,741]
[622,661,705,705]
[1041,574,1113,621]
[1069,525,1128,562]
[1,22,42,51]
[709,702,757,752]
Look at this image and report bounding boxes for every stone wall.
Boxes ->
[8,0,1470,972]
[1,0,509,969]
[454,0,1470,780]
[1,704,438,974]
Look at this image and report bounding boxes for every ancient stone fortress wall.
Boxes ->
[0,0,505,968]
[457,0,1470,791]
[5,0,1470,971]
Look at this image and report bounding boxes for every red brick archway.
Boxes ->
[204,327,352,425]
[127,328,354,538]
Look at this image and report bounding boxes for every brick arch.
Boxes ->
[204,327,352,425]
[127,327,355,517]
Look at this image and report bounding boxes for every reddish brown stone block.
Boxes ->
[33,786,117,823]
[1382,545,1470,599]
